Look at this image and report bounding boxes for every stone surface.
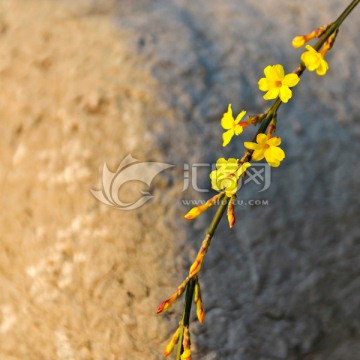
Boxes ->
[0,0,359,359]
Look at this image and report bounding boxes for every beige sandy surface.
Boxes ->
[0,1,186,359]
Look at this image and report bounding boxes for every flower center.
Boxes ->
[275,80,282,87]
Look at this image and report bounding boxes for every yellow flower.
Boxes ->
[301,45,329,76]
[258,65,300,103]
[209,158,251,197]
[244,134,285,167]
[221,104,249,147]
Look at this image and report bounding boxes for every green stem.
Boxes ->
[176,278,196,360]
[315,0,360,52]
[176,198,228,360]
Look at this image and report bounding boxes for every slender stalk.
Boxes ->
[315,0,360,52]
[175,278,196,360]
[175,198,228,360]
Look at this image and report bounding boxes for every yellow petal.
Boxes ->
[269,146,285,160]
[237,162,251,176]
[273,64,285,80]
[266,136,281,147]
[266,158,281,167]
[227,158,238,165]
[258,78,271,91]
[216,157,227,168]
[279,86,292,103]
[252,148,265,161]
[305,44,317,53]
[265,151,281,167]
[221,105,235,129]
[222,129,234,147]
[264,65,274,79]
[256,133,268,144]
[316,59,328,76]
[282,73,300,87]
[263,88,280,100]
[235,110,246,124]
[244,141,257,150]
[225,184,238,197]
[209,171,221,191]
[234,124,244,136]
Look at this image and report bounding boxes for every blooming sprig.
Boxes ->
[221,104,249,146]
[209,158,251,197]
[258,65,300,103]
[157,3,358,359]
[244,134,285,168]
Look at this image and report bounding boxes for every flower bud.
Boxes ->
[164,327,181,357]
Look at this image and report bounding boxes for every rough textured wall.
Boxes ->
[0,0,359,359]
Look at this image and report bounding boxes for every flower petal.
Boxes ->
[252,148,265,161]
[237,162,251,176]
[273,64,285,80]
[256,133,268,144]
[222,129,234,147]
[316,59,329,76]
[221,104,234,129]
[264,65,274,79]
[235,110,246,124]
[305,44,317,53]
[282,73,300,87]
[234,124,244,136]
[301,52,318,71]
[258,78,271,91]
[266,136,281,147]
[263,88,280,100]
[269,146,285,160]
[244,141,258,150]
[279,86,292,103]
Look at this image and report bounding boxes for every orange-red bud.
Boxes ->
[227,196,236,229]
[157,279,188,314]
[184,193,223,220]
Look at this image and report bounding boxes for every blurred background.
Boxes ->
[0,0,359,359]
